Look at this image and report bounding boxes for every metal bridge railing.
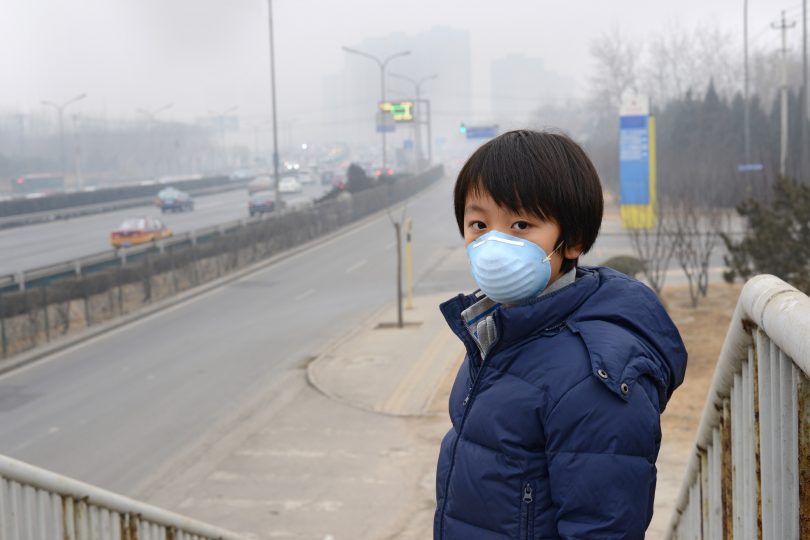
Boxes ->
[666,274,810,539]
[0,453,246,540]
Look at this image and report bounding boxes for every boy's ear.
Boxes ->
[562,243,583,260]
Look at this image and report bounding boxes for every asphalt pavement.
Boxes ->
[0,183,327,276]
[0,173,472,496]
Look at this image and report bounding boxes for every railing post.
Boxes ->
[748,346,762,538]
[721,400,733,540]
[799,369,810,539]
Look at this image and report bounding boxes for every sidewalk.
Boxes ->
[142,293,465,540]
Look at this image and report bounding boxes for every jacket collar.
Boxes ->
[440,267,601,351]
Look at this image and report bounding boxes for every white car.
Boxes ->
[297,170,315,184]
[279,177,302,193]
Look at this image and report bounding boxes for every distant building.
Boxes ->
[323,26,472,164]
[491,54,574,130]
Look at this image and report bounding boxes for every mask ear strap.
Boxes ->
[543,240,565,262]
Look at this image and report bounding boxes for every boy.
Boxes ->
[434,130,687,539]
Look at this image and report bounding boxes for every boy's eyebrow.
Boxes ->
[464,203,487,214]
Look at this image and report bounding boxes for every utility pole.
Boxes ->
[267,0,281,202]
[744,0,751,165]
[803,0,808,180]
[772,10,797,177]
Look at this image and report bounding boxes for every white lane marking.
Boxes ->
[345,259,367,273]
[48,426,60,434]
[0,189,436,382]
[385,241,396,250]
[195,201,225,210]
[294,288,316,301]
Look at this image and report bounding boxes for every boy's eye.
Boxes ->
[469,221,486,231]
[511,221,530,231]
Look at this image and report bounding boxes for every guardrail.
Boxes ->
[0,168,441,293]
[0,179,251,230]
[0,216,247,293]
[0,454,246,540]
[665,274,810,539]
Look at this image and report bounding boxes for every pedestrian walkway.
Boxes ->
[141,293,464,540]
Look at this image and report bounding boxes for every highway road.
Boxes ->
[0,183,327,276]
[0,170,730,499]
[0,173,477,496]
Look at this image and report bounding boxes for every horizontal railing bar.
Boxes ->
[0,454,245,540]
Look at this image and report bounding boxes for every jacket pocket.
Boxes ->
[519,481,534,540]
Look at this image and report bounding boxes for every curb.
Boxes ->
[0,177,446,377]
[305,299,458,420]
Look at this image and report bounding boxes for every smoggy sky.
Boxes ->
[0,0,802,127]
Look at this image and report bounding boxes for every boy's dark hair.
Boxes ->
[454,129,604,273]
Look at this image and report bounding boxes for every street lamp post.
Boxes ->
[388,73,438,171]
[342,46,410,170]
[41,93,87,186]
[267,0,281,202]
[136,103,173,128]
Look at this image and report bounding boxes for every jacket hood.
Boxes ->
[441,266,688,410]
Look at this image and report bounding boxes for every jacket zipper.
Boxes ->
[438,321,502,538]
[521,482,534,540]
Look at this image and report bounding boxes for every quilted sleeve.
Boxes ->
[544,375,661,540]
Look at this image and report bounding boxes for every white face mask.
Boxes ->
[467,230,559,305]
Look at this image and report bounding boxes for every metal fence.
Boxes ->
[666,274,810,539]
[0,454,245,540]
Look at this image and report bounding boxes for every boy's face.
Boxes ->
[463,189,582,285]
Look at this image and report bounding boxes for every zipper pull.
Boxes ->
[462,394,470,407]
[523,483,533,503]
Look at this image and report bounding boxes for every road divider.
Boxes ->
[0,176,252,229]
[0,166,444,362]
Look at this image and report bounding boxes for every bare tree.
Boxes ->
[640,22,740,104]
[627,201,675,297]
[670,200,725,307]
[589,26,641,111]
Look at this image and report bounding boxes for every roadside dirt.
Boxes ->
[647,281,743,538]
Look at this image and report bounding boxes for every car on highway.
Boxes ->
[374,167,396,179]
[248,175,274,194]
[111,217,173,247]
[279,177,302,194]
[248,190,284,216]
[297,170,315,184]
[155,187,194,213]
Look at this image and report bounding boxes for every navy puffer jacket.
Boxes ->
[434,266,687,539]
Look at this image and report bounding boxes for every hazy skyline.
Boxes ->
[1,0,803,131]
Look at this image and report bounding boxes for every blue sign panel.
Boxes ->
[619,115,650,205]
[466,126,498,139]
[737,163,764,172]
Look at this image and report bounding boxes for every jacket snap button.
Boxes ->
[597,369,608,379]
[620,382,630,395]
